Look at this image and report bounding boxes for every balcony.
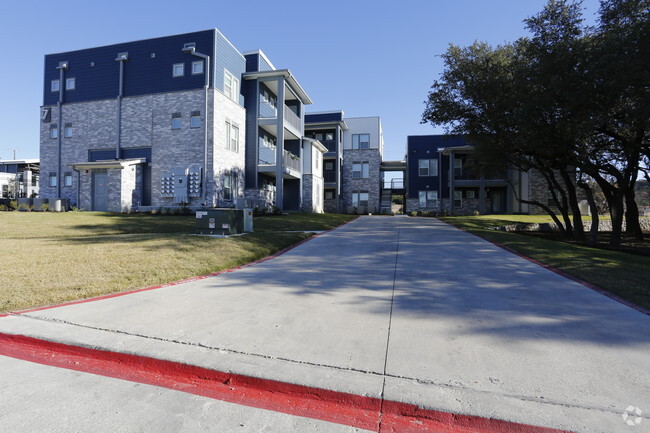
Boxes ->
[320,140,337,153]
[324,171,337,183]
[258,144,301,179]
[283,105,301,137]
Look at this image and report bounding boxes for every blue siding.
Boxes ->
[215,31,246,106]
[44,30,216,106]
[305,112,343,123]
[89,147,151,162]
[244,53,274,73]
[407,135,470,199]
[258,55,273,72]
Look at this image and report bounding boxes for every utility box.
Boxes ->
[196,208,244,235]
[243,208,254,233]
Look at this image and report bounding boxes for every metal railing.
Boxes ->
[283,105,301,132]
[382,179,404,189]
[283,150,301,172]
[323,172,337,182]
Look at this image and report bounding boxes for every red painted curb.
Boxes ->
[438,218,650,316]
[0,216,359,319]
[0,332,571,433]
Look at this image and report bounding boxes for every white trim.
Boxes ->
[241,49,276,70]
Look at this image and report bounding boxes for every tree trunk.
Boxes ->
[624,182,644,240]
[561,169,585,241]
[519,198,567,237]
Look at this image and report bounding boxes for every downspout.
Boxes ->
[182,46,210,204]
[115,52,128,159]
[72,167,81,208]
[56,61,68,198]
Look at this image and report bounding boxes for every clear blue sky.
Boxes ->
[0,0,601,163]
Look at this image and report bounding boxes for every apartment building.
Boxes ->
[405,135,536,214]
[305,113,384,214]
[0,159,39,199]
[39,30,323,213]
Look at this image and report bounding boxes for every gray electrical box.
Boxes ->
[196,208,244,235]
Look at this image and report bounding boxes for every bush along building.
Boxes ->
[405,135,541,215]
[39,30,325,213]
[305,112,385,214]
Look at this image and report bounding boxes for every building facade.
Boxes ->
[0,159,39,199]
[405,135,535,214]
[39,30,321,213]
[305,113,384,214]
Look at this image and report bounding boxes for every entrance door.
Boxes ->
[92,171,108,211]
[491,189,505,214]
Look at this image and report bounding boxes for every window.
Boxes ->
[225,122,239,152]
[51,80,60,92]
[352,134,370,149]
[172,63,185,77]
[49,173,57,187]
[418,191,438,208]
[352,191,369,207]
[352,162,369,179]
[64,123,73,138]
[66,78,76,90]
[192,60,204,75]
[50,125,58,139]
[223,173,232,201]
[171,113,181,129]
[325,190,334,200]
[454,158,463,177]
[454,190,462,207]
[315,133,323,140]
[190,111,201,128]
[224,70,239,101]
[418,159,438,176]
[325,132,334,141]
[64,173,73,187]
[325,162,334,171]
[466,190,476,199]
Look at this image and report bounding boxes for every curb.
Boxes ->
[437,218,650,316]
[0,216,359,319]
[0,332,571,433]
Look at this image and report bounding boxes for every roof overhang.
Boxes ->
[69,158,146,170]
[440,145,474,156]
[303,137,328,153]
[304,120,349,131]
[243,69,312,105]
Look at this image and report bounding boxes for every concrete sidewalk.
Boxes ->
[0,216,648,432]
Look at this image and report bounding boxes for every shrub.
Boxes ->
[0,204,8,211]
[9,200,18,211]
[40,203,49,211]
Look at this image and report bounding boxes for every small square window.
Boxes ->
[325,133,334,141]
[325,162,334,171]
[51,80,60,92]
[466,190,476,199]
[64,123,73,138]
[173,63,185,77]
[49,174,57,187]
[171,113,182,129]
[66,78,76,90]
[325,190,334,200]
[190,115,201,128]
[192,61,204,75]
[50,127,58,139]
[64,173,73,187]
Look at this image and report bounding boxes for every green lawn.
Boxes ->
[0,211,353,313]
[439,215,650,310]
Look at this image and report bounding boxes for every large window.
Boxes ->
[351,134,370,150]
[418,159,438,176]
[224,70,239,101]
[418,190,438,208]
[352,191,369,207]
[352,161,369,179]
[225,122,239,152]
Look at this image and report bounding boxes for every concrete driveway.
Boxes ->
[0,216,647,432]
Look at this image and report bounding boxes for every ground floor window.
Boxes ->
[419,190,437,208]
[325,190,335,200]
[352,191,369,207]
[454,190,462,207]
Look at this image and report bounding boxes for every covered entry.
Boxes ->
[70,159,146,212]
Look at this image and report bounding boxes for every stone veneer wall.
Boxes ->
[40,88,245,211]
[341,149,382,213]
[406,198,492,215]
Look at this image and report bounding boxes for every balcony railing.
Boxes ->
[283,105,301,132]
[283,150,301,172]
[324,171,337,182]
[383,179,404,189]
[259,144,276,165]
